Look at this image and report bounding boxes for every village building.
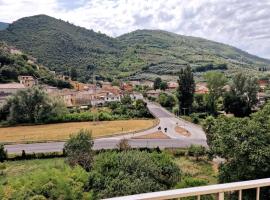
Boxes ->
[258,79,269,91]
[146,89,161,98]
[141,80,154,88]
[70,81,87,91]
[0,83,26,105]
[101,81,112,88]
[167,81,179,91]
[120,82,133,92]
[18,75,36,87]
[195,82,209,94]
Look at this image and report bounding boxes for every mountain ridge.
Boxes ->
[0,15,269,82]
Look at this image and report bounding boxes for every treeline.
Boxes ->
[203,102,270,199]
[193,63,228,72]
[0,87,152,125]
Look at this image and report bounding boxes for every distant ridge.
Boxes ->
[0,22,9,30]
[0,15,269,82]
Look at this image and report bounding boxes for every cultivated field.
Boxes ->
[0,120,156,143]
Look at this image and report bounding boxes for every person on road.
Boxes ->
[164,127,167,132]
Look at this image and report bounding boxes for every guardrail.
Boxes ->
[104,178,270,200]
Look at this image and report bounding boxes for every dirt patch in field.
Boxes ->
[132,131,170,139]
[174,126,191,137]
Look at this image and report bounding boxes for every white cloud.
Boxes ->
[0,0,270,59]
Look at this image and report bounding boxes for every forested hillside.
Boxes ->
[0,15,122,82]
[0,15,269,82]
[0,42,71,88]
[118,30,270,80]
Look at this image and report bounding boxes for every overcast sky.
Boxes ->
[1,0,270,59]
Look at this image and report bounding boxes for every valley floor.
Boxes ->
[0,119,156,143]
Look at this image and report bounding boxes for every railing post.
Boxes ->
[256,187,260,200]
[197,195,200,200]
[218,192,224,200]
[238,190,242,200]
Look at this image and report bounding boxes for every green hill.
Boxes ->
[0,15,122,82]
[118,30,270,80]
[0,42,72,88]
[0,15,269,82]
[0,22,9,30]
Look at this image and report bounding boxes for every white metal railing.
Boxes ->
[104,178,270,200]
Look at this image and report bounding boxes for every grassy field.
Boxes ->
[0,119,156,143]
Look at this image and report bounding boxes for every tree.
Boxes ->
[153,77,162,90]
[1,87,67,124]
[224,73,259,117]
[0,144,7,162]
[64,129,94,171]
[87,150,180,199]
[188,145,206,161]
[203,104,270,199]
[160,81,168,90]
[70,67,78,81]
[158,93,176,108]
[177,66,195,115]
[121,94,132,105]
[204,72,227,115]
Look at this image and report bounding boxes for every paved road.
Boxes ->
[5,102,207,154]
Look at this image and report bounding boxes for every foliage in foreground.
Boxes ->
[87,150,181,199]
[203,103,270,198]
[64,129,94,171]
[0,160,91,200]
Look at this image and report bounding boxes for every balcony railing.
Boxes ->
[104,178,270,200]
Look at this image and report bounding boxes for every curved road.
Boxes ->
[5,102,207,154]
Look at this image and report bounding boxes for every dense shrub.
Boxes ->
[64,130,94,171]
[158,93,176,108]
[188,145,207,161]
[87,150,180,199]
[0,144,7,162]
[0,163,91,200]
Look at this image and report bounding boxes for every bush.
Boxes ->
[190,113,199,124]
[0,163,90,200]
[0,144,7,162]
[188,145,207,161]
[176,177,208,188]
[117,139,131,151]
[64,129,94,171]
[87,150,180,199]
